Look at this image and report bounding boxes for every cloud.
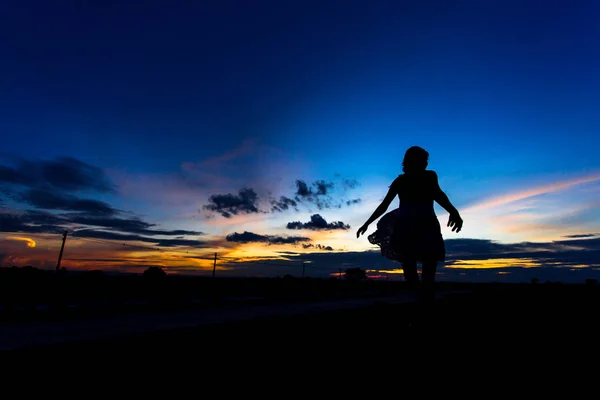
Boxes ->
[302,243,334,251]
[203,188,262,218]
[464,172,600,213]
[295,180,312,197]
[178,138,295,192]
[275,177,362,211]
[287,214,351,231]
[39,157,115,193]
[0,165,37,187]
[563,233,599,239]
[20,189,116,215]
[442,237,600,268]
[270,196,299,212]
[198,173,361,219]
[294,179,336,209]
[0,209,205,248]
[342,178,360,190]
[0,156,115,193]
[72,230,209,248]
[313,180,334,195]
[226,231,311,245]
[0,211,67,234]
[189,138,258,170]
[65,214,203,236]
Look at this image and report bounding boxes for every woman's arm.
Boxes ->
[356,180,397,238]
[431,171,463,232]
[431,171,457,214]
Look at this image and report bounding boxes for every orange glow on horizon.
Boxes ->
[445,258,541,269]
[370,269,404,274]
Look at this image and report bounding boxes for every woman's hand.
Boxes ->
[356,224,369,238]
[448,212,463,233]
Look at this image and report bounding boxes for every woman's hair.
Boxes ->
[402,146,429,174]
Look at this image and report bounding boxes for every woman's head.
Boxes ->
[402,146,429,173]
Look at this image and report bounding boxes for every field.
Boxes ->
[3,267,600,366]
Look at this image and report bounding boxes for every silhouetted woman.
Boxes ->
[356,146,463,303]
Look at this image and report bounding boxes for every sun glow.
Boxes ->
[7,236,36,248]
[445,258,541,269]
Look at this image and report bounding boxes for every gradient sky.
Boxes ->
[1,0,599,282]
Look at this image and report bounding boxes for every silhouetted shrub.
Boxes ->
[143,266,167,279]
[345,267,367,281]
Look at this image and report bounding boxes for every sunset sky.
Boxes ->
[1,0,599,282]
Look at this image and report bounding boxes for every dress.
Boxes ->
[367,171,445,263]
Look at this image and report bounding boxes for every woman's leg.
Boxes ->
[420,258,437,304]
[401,259,419,290]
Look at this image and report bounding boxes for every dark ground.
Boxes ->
[7,282,600,368]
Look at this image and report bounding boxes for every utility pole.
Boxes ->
[56,230,68,273]
[212,252,217,278]
[338,267,342,280]
[302,261,306,278]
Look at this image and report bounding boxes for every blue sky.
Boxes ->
[1,0,599,282]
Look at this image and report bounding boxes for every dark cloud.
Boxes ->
[313,180,334,195]
[302,243,334,251]
[295,180,312,197]
[203,188,261,218]
[562,234,599,239]
[72,230,208,248]
[444,237,600,260]
[557,237,600,248]
[67,214,150,232]
[21,210,66,226]
[266,177,361,214]
[0,209,204,245]
[288,178,361,211]
[287,214,350,231]
[65,214,203,236]
[0,165,37,187]
[270,196,298,213]
[0,211,66,234]
[154,238,208,247]
[0,157,118,221]
[20,189,116,215]
[342,178,360,190]
[0,156,115,193]
[226,231,311,245]
[294,179,336,210]
[40,157,115,193]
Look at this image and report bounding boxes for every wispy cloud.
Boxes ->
[464,172,600,213]
[457,172,600,242]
